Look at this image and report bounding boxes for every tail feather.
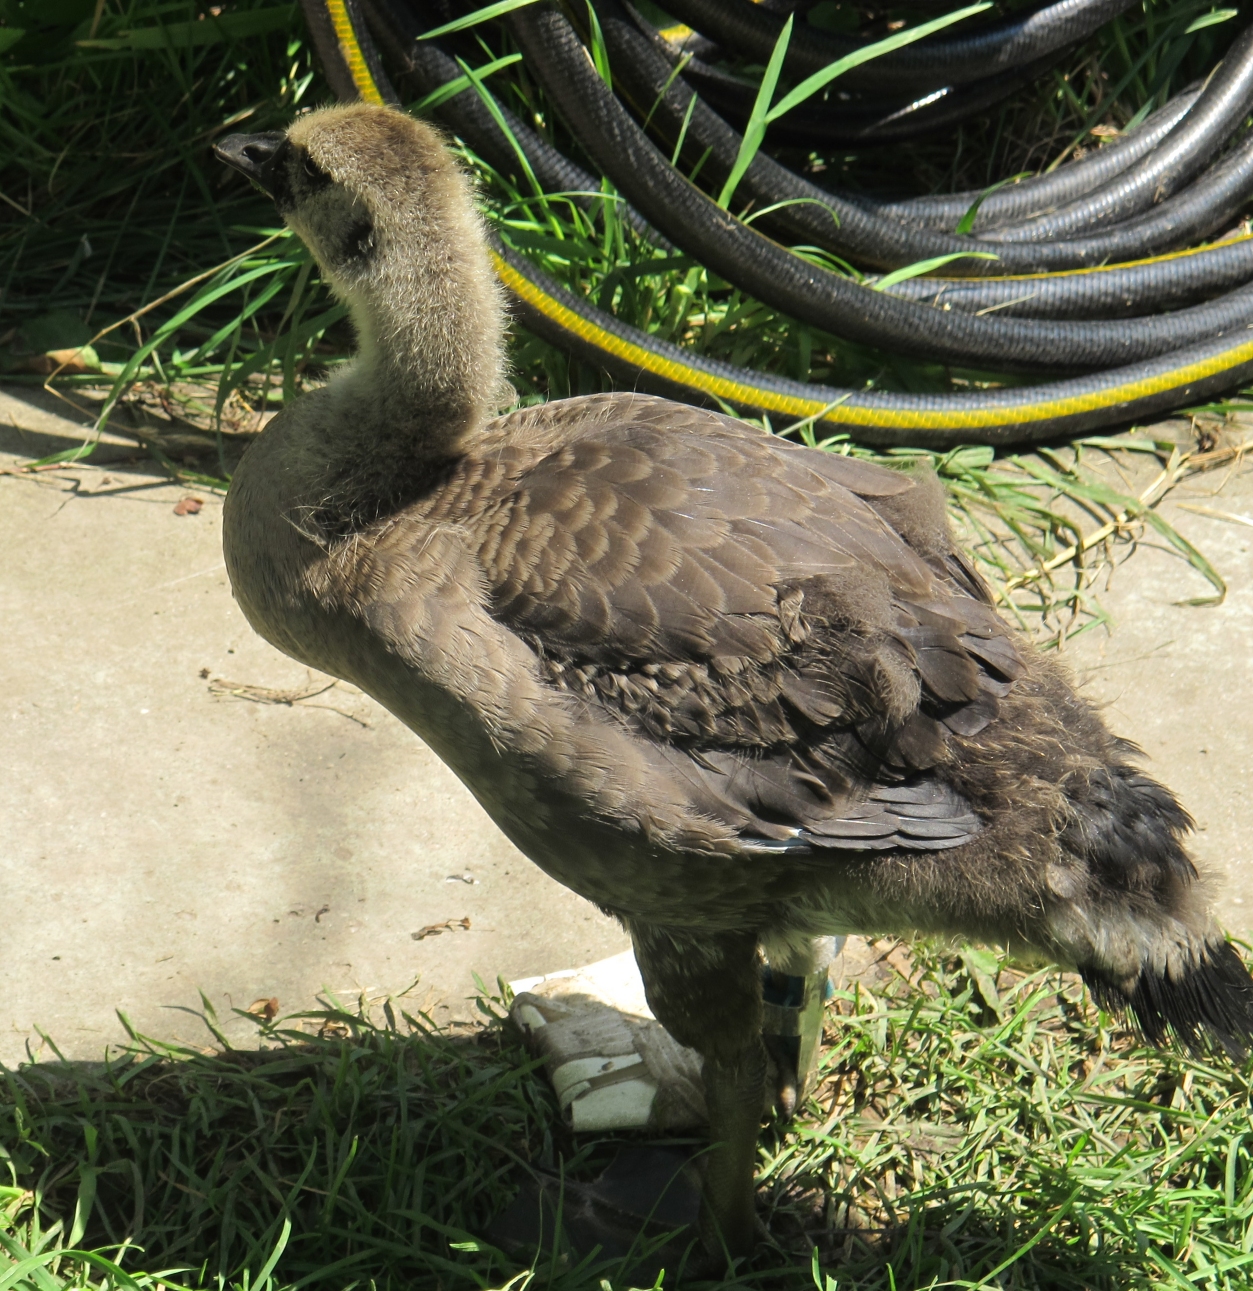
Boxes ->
[1082,939,1253,1059]
[1058,760,1253,1059]
[1062,764,1196,887]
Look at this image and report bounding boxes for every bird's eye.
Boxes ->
[303,155,323,179]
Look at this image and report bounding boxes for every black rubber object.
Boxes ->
[598,4,1253,318]
[661,0,1139,93]
[385,0,1253,324]
[627,0,1208,228]
[499,238,1253,448]
[509,1,1253,371]
[549,1,1253,333]
[296,0,1253,446]
[870,89,1201,230]
[667,42,1055,147]
[880,238,1253,318]
[599,3,1253,277]
[983,21,1253,240]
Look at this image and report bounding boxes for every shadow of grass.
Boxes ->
[5,950,1252,1290]
[0,383,257,481]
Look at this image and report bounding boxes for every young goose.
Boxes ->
[214,105,1253,1263]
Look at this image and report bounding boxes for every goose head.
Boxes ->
[214,105,507,468]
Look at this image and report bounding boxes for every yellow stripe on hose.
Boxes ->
[315,0,1252,434]
[934,234,1253,285]
[325,0,385,105]
[495,251,1253,430]
[493,251,842,417]
[836,337,1253,429]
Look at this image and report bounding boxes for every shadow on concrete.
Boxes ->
[0,381,257,474]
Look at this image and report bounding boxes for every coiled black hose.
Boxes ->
[301,0,1253,444]
[983,21,1253,240]
[662,0,1139,92]
[620,0,1253,276]
[376,0,1253,326]
[668,43,1056,147]
[632,2,1207,231]
[880,239,1253,318]
[631,0,1206,226]
[598,2,1253,277]
[603,5,1253,321]
[871,89,1200,229]
[508,3,1253,372]
[499,239,1253,448]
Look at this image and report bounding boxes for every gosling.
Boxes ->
[214,103,1253,1265]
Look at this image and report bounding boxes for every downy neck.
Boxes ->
[300,225,506,527]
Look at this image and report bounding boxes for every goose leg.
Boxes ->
[630,923,765,1263]
[699,1042,769,1254]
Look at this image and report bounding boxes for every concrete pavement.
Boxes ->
[2,385,1250,1068]
[1,387,630,1067]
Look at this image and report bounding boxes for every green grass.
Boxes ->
[5,946,1253,1290]
[4,11,1253,1285]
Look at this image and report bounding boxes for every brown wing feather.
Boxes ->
[400,393,1024,851]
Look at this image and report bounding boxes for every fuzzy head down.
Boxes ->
[215,104,510,523]
[219,104,507,451]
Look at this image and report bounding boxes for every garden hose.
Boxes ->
[372,0,1253,322]
[497,243,1253,449]
[983,22,1253,240]
[506,3,1253,371]
[660,0,1139,93]
[660,40,1057,147]
[595,2,1253,278]
[636,0,1206,229]
[593,3,1253,322]
[880,239,1253,319]
[298,0,1253,444]
[871,89,1201,229]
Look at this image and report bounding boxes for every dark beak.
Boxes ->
[213,132,286,197]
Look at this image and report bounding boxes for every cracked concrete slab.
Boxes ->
[2,386,1250,1069]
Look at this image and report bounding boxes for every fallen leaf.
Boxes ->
[411,917,472,941]
[319,1019,351,1039]
[21,345,101,375]
[173,496,204,515]
[246,997,280,1023]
